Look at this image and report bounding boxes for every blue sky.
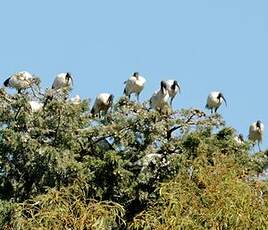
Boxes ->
[1,1,268,148]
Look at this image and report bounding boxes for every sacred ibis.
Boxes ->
[206,91,227,113]
[249,120,264,151]
[52,72,73,90]
[123,72,146,102]
[149,81,170,113]
[91,93,114,116]
[3,71,39,93]
[68,95,81,105]
[28,101,44,113]
[164,80,181,106]
[234,134,245,144]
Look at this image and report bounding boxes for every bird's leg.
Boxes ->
[214,107,218,113]
[170,97,174,107]
[211,109,213,114]
[258,141,262,152]
[137,93,140,103]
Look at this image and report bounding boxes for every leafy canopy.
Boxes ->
[0,86,267,229]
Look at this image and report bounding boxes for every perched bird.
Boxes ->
[123,72,146,102]
[91,93,114,116]
[149,81,170,112]
[3,71,38,93]
[52,72,73,90]
[206,91,227,113]
[249,120,264,151]
[234,134,245,144]
[134,153,162,171]
[68,95,81,105]
[164,80,181,106]
[28,101,44,113]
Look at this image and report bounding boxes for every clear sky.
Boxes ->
[1,1,268,148]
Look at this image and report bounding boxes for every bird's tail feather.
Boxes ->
[3,78,10,87]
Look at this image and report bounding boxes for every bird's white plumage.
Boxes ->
[52,73,73,90]
[91,93,113,115]
[234,135,244,145]
[164,79,181,106]
[124,74,146,100]
[206,91,226,113]
[206,91,222,108]
[249,121,264,144]
[164,80,180,98]
[5,71,35,90]
[149,86,169,111]
[29,101,44,113]
[134,153,162,171]
[68,95,81,104]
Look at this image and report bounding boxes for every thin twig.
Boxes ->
[167,113,196,140]
[14,106,23,121]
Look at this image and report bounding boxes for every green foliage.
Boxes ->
[10,183,125,230]
[0,199,14,229]
[131,154,268,229]
[0,87,267,229]
[0,91,89,201]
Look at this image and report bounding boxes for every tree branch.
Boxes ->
[167,113,196,140]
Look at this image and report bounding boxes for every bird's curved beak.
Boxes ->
[161,81,166,94]
[71,77,74,86]
[69,76,74,86]
[176,82,181,93]
[221,95,227,107]
[108,94,114,105]
[66,73,73,86]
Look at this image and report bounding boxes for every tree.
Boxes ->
[0,86,267,229]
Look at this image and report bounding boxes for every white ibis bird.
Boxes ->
[249,120,264,151]
[164,80,181,106]
[68,95,81,105]
[3,71,39,93]
[91,93,114,116]
[134,153,162,171]
[52,72,73,90]
[234,134,245,144]
[206,91,227,113]
[149,81,170,112]
[28,101,44,113]
[123,72,146,102]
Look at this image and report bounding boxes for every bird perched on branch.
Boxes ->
[149,81,170,113]
[206,91,227,113]
[164,80,181,106]
[91,93,114,116]
[234,134,245,144]
[123,72,146,102]
[68,95,81,105]
[28,101,44,113]
[3,71,39,93]
[52,72,73,90]
[249,120,264,152]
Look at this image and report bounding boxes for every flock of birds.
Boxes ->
[2,71,265,151]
